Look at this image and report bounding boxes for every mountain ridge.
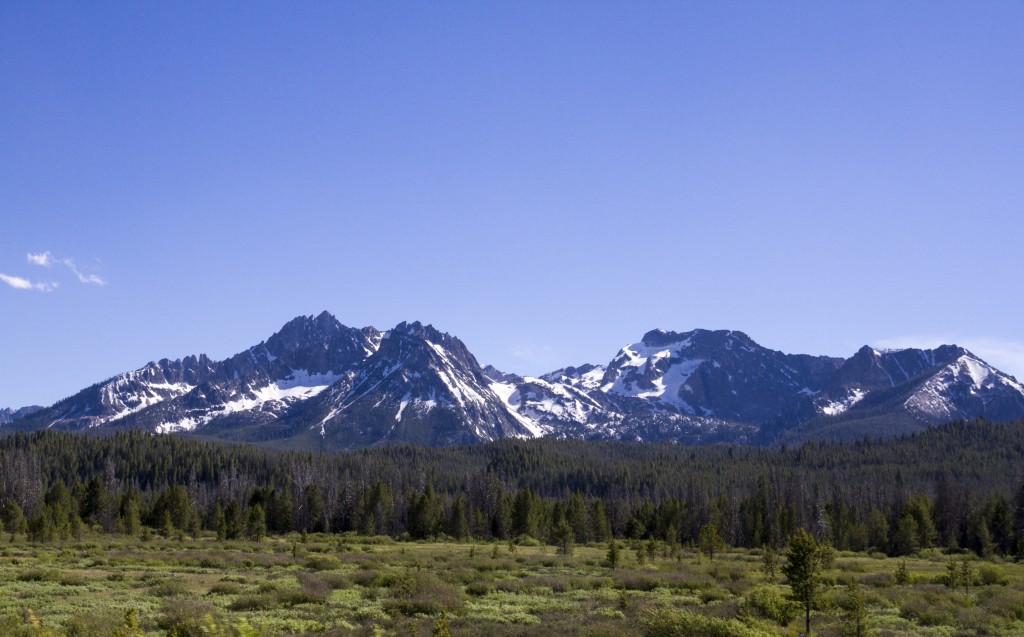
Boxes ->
[8,312,1024,448]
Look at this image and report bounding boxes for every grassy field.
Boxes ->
[1,533,1023,637]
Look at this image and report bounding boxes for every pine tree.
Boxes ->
[120,498,141,537]
[783,529,821,636]
[1013,474,1024,557]
[246,504,267,541]
[225,501,243,540]
[553,518,575,558]
[894,559,910,585]
[958,558,974,595]
[211,503,226,541]
[945,559,960,590]
[70,515,85,541]
[699,522,725,561]
[432,612,453,637]
[448,494,470,540]
[761,544,778,581]
[303,484,325,533]
[842,581,869,637]
[3,501,27,541]
[606,539,621,569]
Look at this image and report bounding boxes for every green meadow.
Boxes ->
[2,533,1023,637]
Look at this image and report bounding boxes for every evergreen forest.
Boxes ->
[2,419,1023,559]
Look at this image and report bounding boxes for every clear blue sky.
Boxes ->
[2,1,1022,408]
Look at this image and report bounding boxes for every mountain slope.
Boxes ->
[294,321,540,450]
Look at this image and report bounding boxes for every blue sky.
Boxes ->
[2,1,1022,408]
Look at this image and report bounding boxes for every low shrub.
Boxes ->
[157,598,221,637]
[276,587,327,606]
[199,555,228,569]
[978,586,1024,621]
[978,564,1009,586]
[296,573,331,599]
[318,572,351,590]
[150,579,190,597]
[228,594,279,611]
[304,554,342,571]
[382,571,464,616]
[207,581,241,595]
[614,573,659,591]
[899,595,956,627]
[699,588,730,604]
[638,607,775,637]
[493,579,523,593]
[350,569,380,587]
[741,586,798,626]
[59,572,88,586]
[17,568,60,582]
[465,581,494,596]
[514,535,541,547]
[860,572,895,587]
[63,609,126,637]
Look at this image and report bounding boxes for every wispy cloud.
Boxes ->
[25,251,106,286]
[63,259,106,285]
[875,334,1024,381]
[0,273,58,292]
[26,251,55,267]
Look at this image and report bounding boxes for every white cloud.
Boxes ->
[875,334,1024,382]
[27,251,55,267]
[24,251,106,286]
[0,273,58,292]
[63,259,106,286]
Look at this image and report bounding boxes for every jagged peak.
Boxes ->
[640,328,689,347]
[387,321,455,346]
[483,365,521,384]
[639,328,757,348]
[854,344,881,358]
[543,363,602,379]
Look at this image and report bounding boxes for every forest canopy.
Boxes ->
[1,418,1022,558]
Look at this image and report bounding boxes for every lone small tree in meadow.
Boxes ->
[894,559,910,586]
[699,522,725,561]
[958,557,974,595]
[783,528,821,636]
[606,539,621,569]
[553,519,575,558]
[761,544,778,581]
[842,581,870,637]
[432,612,453,637]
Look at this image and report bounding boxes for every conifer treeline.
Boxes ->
[0,419,1023,558]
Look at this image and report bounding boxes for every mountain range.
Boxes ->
[5,312,1023,449]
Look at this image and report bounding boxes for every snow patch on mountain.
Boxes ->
[821,388,868,416]
[541,365,607,391]
[602,338,703,413]
[157,369,338,434]
[425,340,491,408]
[99,380,196,425]
[488,380,547,438]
